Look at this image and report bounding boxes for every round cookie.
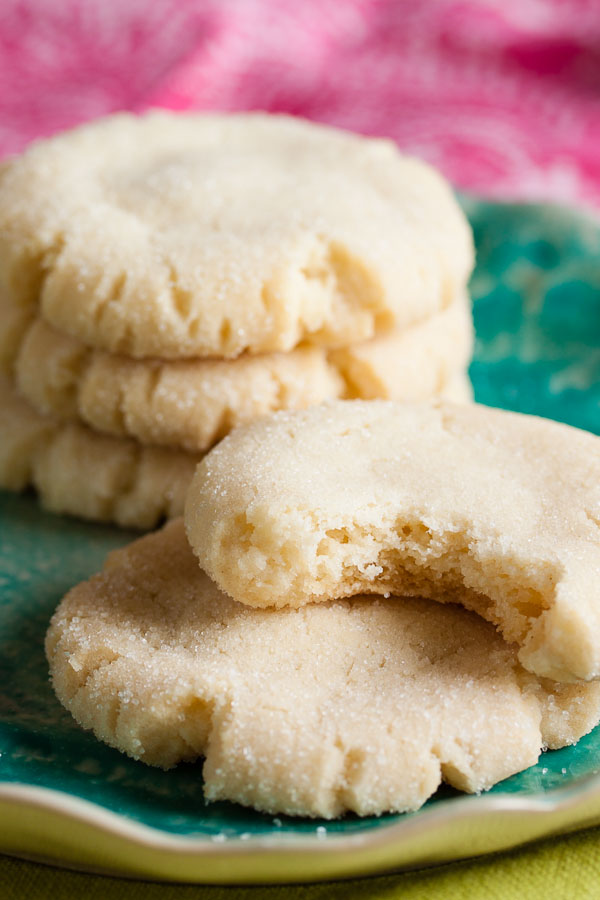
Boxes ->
[0,112,473,359]
[14,299,472,452]
[46,519,600,819]
[0,377,199,528]
[185,400,600,683]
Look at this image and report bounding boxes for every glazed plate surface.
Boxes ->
[1,198,600,882]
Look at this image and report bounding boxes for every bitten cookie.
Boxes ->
[185,400,600,683]
[0,378,198,528]
[46,519,600,819]
[13,299,473,452]
[0,112,473,359]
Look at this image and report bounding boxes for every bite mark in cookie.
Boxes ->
[185,400,600,682]
[46,519,600,818]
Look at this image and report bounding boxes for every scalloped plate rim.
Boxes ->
[4,770,600,882]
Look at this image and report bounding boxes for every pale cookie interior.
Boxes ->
[0,112,473,359]
[185,400,600,683]
[46,519,600,819]
[0,377,199,528]
[12,299,472,452]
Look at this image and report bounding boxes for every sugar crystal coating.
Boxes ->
[185,400,600,682]
[46,519,600,819]
[12,298,472,452]
[0,112,473,359]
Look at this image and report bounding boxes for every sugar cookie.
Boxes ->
[0,378,198,527]
[0,112,473,359]
[14,299,472,452]
[46,519,600,818]
[185,400,600,682]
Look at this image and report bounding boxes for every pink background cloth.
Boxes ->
[1,0,600,209]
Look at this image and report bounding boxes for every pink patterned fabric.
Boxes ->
[1,0,600,208]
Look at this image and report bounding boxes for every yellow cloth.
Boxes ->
[3,827,599,900]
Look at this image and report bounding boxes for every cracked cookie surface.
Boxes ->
[0,112,473,359]
[46,519,600,818]
[13,299,472,452]
[0,377,198,528]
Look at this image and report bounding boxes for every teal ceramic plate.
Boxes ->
[1,199,600,883]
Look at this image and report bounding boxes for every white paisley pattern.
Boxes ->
[0,0,599,209]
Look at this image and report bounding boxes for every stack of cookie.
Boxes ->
[47,400,600,818]
[0,112,474,528]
